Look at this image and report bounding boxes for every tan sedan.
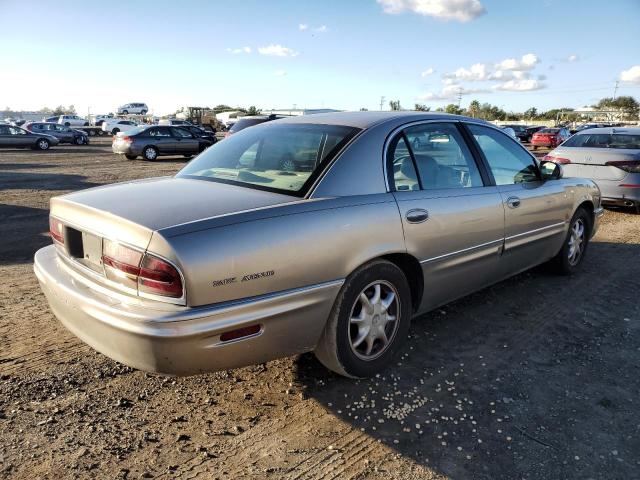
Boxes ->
[34,112,603,378]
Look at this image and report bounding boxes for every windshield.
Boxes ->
[177,123,359,195]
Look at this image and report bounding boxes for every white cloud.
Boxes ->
[298,23,309,31]
[492,79,545,92]
[421,67,435,77]
[419,84,490,100]
[566,54,579,62]
[377,0,486,22]
[273,70,287,77]
[258,44,300,57]
[443,63,490,81]
[226,46,251,54]
[620,65,640,84]
[495,53,539,71]
[315,25,328,33]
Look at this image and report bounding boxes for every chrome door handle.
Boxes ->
[406,208,429,223]
[506,196,521,209]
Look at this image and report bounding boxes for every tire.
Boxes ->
[83,122,89,126]
[125,154,137,160]
[74,136,84,145]
[314,259,412,378]
[64,122,70,127]
[35,138,50,150]
[141,110,147,115]
[122,110,128,115]
[142,146,158,161]
[532,146,537,150]
[111,128,120,135]
[549,207,591,275]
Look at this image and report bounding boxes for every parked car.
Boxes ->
[225,114,283,138]
[531,127,571,149]
[501,126,517,139]
[523,125,545,142]
[44,115,60,123]
[182,125,217,143]
[112,125,214,160]
[34,112,603,378]
[93,114,114,126]
[544,127,640,210]
[117,103,148,115]
[58,115,89,127]
[101,119,138,135]
[0,124,59,150]
[24,122,89,145]
[159,118,193,126]
[502,125,529,142]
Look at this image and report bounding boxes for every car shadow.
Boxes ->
[0,163,57,170]
[0,204,54,265]
[0,171,100,192]
[292,241,640,479]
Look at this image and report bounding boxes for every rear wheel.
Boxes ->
[36,138,50,150]
[111,128,120,135]
[549,207,591,275]
[314,259,412,378]
[74,136,84,145]
[142,146,158,161]
[141,110,147,115]
[122,110,128,115]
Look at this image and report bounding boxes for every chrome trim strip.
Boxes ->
[419,238,503,264]
[504,221,566,241]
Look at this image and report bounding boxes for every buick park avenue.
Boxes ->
[34,112,603,378]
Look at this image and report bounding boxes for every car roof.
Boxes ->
[576,127,640,135]
[271,111,489,129]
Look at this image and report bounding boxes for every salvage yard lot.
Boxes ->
[1,140,639,479]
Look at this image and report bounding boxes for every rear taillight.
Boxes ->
[224,132,231,138]
[543,155,571,164]
[605,160,640,173]
[102,239,183,299]
[121,136,132,143]
[49,216,64,244]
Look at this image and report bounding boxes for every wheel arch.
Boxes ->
[361,253,423,313]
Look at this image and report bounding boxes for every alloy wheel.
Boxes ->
[348,281,400,361]
[567,218,585,266]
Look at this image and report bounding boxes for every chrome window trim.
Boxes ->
[51,215,187,306]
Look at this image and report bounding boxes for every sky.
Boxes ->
[1,0,639,116]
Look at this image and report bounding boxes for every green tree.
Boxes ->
[468,100,481,118]
[213,104,234,114]
[389,100,401,111]
[414,103,430,111]
[444,104,464,115]
[596,96,639,119]
[523,107,538,119]
[246,106,261,116]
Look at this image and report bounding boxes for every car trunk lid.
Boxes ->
[551,147,639,181]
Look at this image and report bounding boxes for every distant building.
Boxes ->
[260,108,342,116]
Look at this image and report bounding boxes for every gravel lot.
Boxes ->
[1,138,639,479]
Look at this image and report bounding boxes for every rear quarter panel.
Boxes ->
[149,194,406,307]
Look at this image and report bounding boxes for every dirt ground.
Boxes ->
[1,139,639,479]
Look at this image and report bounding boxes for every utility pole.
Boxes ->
[613,80,619,100]
[457,88,462,108]
[380,96,386,111]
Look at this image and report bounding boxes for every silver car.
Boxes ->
[34,112,603,378]
[545,127,640,210]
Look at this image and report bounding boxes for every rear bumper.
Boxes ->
[34,245,341,375]
[595,178,640,206]
[112,143,139,155]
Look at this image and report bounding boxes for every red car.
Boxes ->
[531,127,571,150]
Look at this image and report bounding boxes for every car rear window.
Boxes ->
[177,123,360,195]
[539,128,559,134]
[562,133,640,149]
[229,118,269,133]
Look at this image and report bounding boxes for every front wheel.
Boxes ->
[549,207,591,275]
[74,136,84,145]
[314,259,412,378]
[36,138,50,150]
[122,110,128,115]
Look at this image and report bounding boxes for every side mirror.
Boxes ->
[540,160,563,180]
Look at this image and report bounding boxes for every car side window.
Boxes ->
[389,136,420,191]
[171,127,193,138]
[467,124,539,185]
[9,127,26,135]
[404,123,483,189]
[0,125,10,135]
